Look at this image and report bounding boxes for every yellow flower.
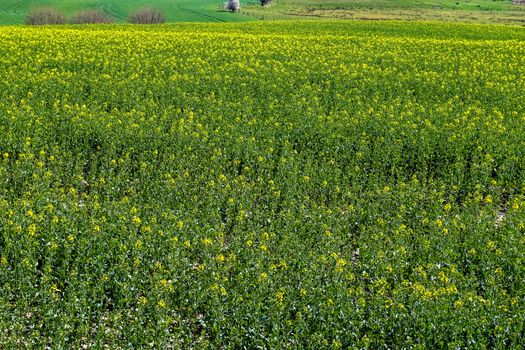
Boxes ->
[28,224,37,237]
[132,216,141,226]
[258,272,268,282]
[275,291,284,303]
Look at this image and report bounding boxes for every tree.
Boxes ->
[25,7,65,25]
[226,0,241,12]
[71,10,113,24]
[128,8,166,24]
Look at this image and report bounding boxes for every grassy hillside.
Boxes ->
[0,0,254,24]
[1,21,525,348]
[0,0,524,24]
[244,0,525,24]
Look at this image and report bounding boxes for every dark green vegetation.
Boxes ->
[1,21,525,348]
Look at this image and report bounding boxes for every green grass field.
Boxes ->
[0,0,524,24]
[244,0,525,24]
[0,0,254,24]
[285,0,517,11]
[1,20,525,348]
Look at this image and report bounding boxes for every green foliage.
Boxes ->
[0,21,524,348]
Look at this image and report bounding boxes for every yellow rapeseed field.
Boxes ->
[0,21,524,348]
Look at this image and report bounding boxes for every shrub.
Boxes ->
[260,0,271,6]
[128,8,166,24]
[71,10,113,24]
[226,0,241,12]
[25,7,66,25]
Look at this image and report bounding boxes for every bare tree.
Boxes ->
[26,7,66,25]
[71,10,113,24]
[128,8,166,24]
